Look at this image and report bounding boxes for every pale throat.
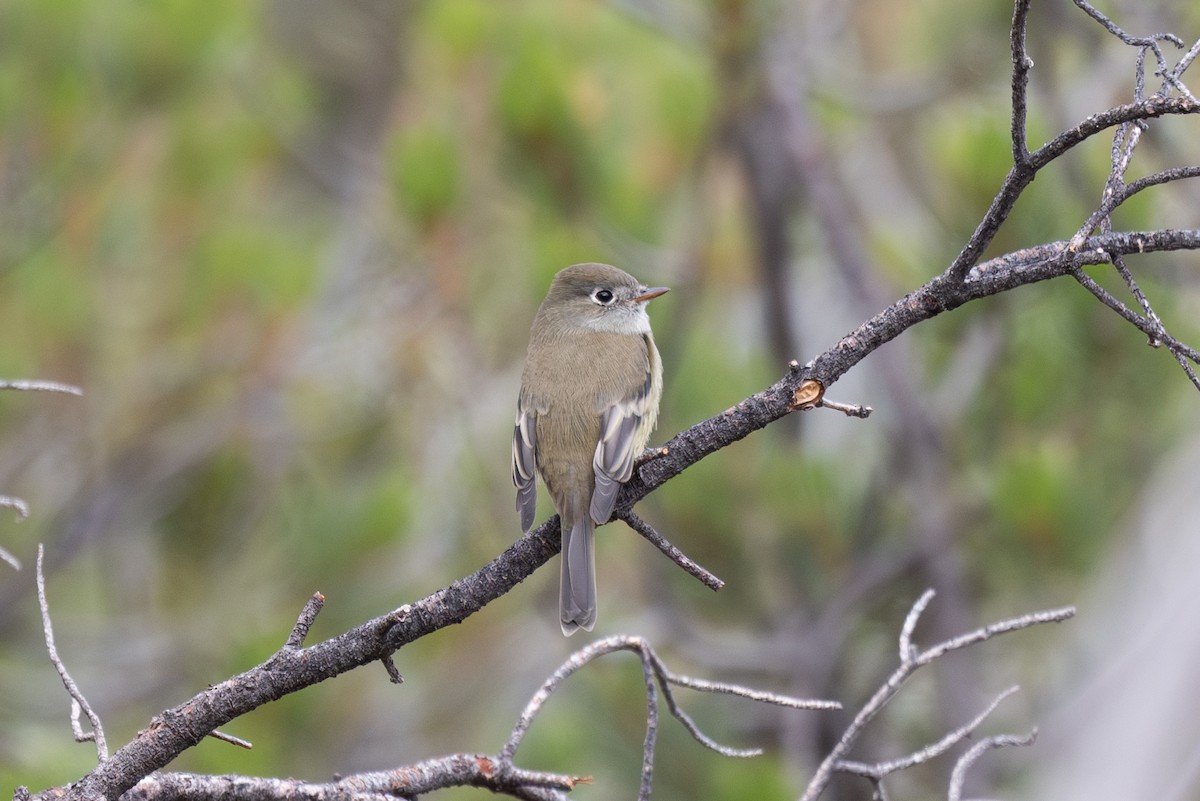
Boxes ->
[581,303,652,334]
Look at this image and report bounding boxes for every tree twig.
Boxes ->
[0,493,28,570]
[798,590,1074,801]
[498,635,837,801]
[120,755,576,801]
[117,636,835,801]
[617,509,724,591]
[283,592,325,650]
[0,379,83,396]
[835,686,1021,780]
[37,544,108,762]
[947,729,1038,801]
[22,3,1200,799]
[1,378,81,570]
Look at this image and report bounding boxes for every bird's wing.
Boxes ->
[512,402,538,532]
[590,341,655,525]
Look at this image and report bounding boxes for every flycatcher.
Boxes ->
[513,263,667,635]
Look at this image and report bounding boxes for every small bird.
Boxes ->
[512,263,667,635]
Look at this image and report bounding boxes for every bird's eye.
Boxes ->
[592,288,615,305]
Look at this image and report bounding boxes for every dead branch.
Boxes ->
[0,379,83,396]
[37,544,108,762]
[114,635,836,801]
[18,2,1200,800]
[499,635,838,801]
[617,509,724,591]
[948,730,1038,801]
[0,378,82,570]
[798,590,1074,801]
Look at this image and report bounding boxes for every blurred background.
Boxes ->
[1,1,1199,799]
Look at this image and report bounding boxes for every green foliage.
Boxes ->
[389,125,462,226]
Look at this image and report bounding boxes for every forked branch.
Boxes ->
[117,635,838,801]
[37,544,108,762]
[799,589,1074,801]
[19,3,1200,800]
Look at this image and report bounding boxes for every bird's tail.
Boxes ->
[559,511,597,635]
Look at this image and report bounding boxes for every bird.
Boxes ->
[512,263,667,634]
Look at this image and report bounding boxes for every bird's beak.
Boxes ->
[632,286,669,303]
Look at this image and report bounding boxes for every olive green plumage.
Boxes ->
[513,263,667,634]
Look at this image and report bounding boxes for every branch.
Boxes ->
[0,378,82,570]
[23,4,1200,799]
[0,379,83,396]
[948,729,1038,801]
[121,755,576,801]
[36,226,1199,801]
[499,635,836,801]
[116,636,836,801]
[0,496,29,570]
[799,590,1074,801]
[834,686,1020,780]
[618,509,724,591]
[37,544,108,762]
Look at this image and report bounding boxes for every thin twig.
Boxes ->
[120,755,579,801]
[617,510,724,591]
[914,605,1076,666]
[0,494,30,520]
[0,379,83,396]
[1009,0,1033,164]
[799,591,1074,801]
[1068,266,1200,392]
[283,592,325,649]
[1,381,79,570]
[818,398,873,418]
[37,544,108,761]
[947,729,1038,801]
[30,5,1200,799]
[1071,0,1193,99]
[899,587,935,663]
[499,635,836,801]
[834,686,1020,779]
[1068,166,1200,252]
[1112,254,1161,341]
[0,491,27,570]
[205,730,253,750]
[636,647,659,799]
[0,545,19,570]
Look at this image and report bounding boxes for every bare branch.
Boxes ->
[799,591,1074,801]
[1071,0,1193,99]
[914,605,1076,667]
[1068,166,1200,251]
[284,592,326,650]
[835,686,1020,780]
[115,636,832,801]
[205,730,253,750]
[948,729,1038,801]
[948,0,1200,288]
[1,494,30,570]
[500,635,836,801]
[121,755,578,801]
[899,587,936,663]
[0,494,30,521]
[0,379,83,396]
[617,510,724,591]
[817,398,873,418]
[37,544,108,762]
[1009,0,1033,163]
[1068,264,1200,391]
[21,4,1200,799]
[1,378,81,570]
